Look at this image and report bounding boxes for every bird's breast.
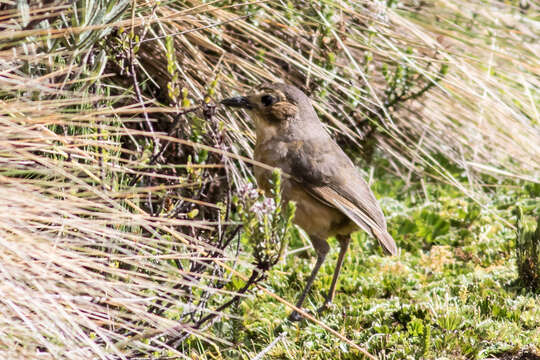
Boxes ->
[283,181,356,239]
[253,140,353,240]
[253,140,288,192]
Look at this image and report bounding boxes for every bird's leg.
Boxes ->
[288,239,329,322]
[318,235,350,313]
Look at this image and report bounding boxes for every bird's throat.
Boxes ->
[253,112,281,147]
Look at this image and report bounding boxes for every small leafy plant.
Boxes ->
[236,169,296,271]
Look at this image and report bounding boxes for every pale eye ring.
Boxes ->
[261,94,276,107]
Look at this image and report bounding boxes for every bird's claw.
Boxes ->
[288,310,304,322]
[317,300,335,314]
[288,308,315,322]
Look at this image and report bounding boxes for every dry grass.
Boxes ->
[0,0,538,358]
[0,93,248,358]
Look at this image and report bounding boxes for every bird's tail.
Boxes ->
[371,228,398,256]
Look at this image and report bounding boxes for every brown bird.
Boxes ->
[222,83,398,321]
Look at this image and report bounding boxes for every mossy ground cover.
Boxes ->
[200,168,540,359]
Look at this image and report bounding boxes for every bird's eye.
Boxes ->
[261,94,276,107]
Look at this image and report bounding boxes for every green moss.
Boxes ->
[203,168,540,359]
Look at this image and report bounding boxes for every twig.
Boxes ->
[169,269,263,347]
[251,332,287,360]
[127,105,202,187]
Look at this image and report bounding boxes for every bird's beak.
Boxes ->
[220,96,253,109]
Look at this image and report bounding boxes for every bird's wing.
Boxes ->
[305,183,398,256]
[290,140,398,256]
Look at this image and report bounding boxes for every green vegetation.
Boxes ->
[0,0,538,359]
[516,207,540,292]
[213,172,540,359]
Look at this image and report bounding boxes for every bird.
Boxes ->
[221,83,398,321]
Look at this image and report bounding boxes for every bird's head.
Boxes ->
[221,83,316,125]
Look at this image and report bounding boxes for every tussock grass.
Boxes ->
[0,0,538,358]
[0,92,248,358]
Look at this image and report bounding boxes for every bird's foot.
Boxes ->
[288,308,313,322]
[317,300,336,314]
[288,310,304,322]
